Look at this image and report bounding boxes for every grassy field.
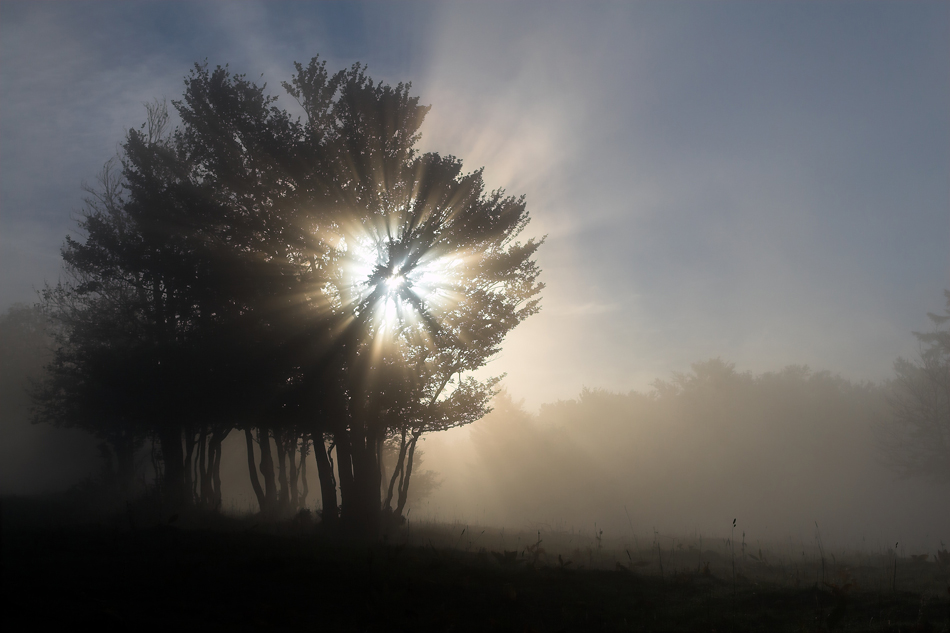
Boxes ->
[3,495,948,631]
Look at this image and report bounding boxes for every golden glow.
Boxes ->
[323,222,466,357]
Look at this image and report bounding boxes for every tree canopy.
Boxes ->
[880,290,950,483]
[34,58,543,534]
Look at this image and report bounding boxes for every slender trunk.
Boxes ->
[198,427,213,508]
[312,434,338,524]
[275,431,290,516]
[395,431,421,517]
[209,427,228,510]
[183,430,197,506]
[196,429,206,505]
[244,428,266,512]
[334,429,354,510]
[257,427,277,515]
[287,433,299,511]
[209,433,222,510]
[376,434,385,499]
[298,434,310,509]
[384,430,408,510]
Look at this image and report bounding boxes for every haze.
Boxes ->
[1,1,947,548]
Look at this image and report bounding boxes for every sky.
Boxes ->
[1,0,948,409]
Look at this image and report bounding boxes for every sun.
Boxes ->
[328,227,454,343]
[385,274,406,293]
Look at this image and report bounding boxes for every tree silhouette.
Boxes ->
[34,57,543,533]
[880,290,950,483]
[279,59,544,534]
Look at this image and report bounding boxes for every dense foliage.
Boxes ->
[32,58,543,534]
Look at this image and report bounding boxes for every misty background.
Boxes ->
[1,2,948,547]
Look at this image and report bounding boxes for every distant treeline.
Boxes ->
[425,357,948,544]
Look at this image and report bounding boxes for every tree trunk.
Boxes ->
[395,431,421,518]
[334,429,355,514]
[384,430,408,511]
[287,432,299,512]
[276,430,290,517]
[209,429,225,510]
[244,428,266,513]
[257,427,277,516]
[376,434,385,498]
[183,429,197,505]
[198,427,214,508]
[298,434,309,509]
[312,434,338,525]
[344,429,382,539]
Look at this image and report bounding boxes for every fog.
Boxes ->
[223,360,944,549]
[418,365,948,551]
[1,1,948,555]
[4,301,946,550]
[199,362,950,549]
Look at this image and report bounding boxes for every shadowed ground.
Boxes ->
[3,497,948,631]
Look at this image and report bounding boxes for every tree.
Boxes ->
[29,155,159,500]
[277,59,544,534]
[880,290,950,483]
[34,57,543,535]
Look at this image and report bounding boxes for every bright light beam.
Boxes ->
[385,274,406,293]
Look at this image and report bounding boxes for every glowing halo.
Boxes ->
[385,274,406,293]
[323,223,466,352]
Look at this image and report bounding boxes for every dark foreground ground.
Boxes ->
[3,497,948,631]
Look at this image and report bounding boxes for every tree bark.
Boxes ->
[298,434,309,509]
[344,427,382,539]
[286,432,299,512]
[312,434,338,525]
[198,427,214,508]
[209,430,223,510]
[384,430,408,511]
[184,429,197,505]
[275,430,289,516]
[207,426,228,510]
[334,429,355,513]
[395,430,422,517]
[257,427,277,516]
[244,428,266,512]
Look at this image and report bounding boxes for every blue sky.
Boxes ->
[1,1,947,407]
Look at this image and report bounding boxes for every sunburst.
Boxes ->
[331,223,463,355]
